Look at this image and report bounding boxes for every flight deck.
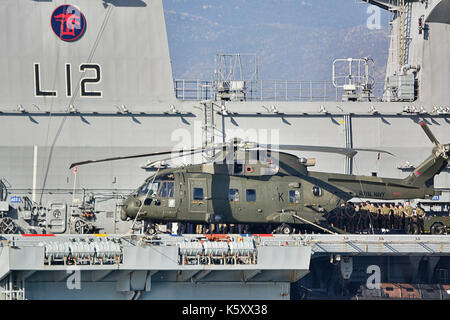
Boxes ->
[1,233,450,299]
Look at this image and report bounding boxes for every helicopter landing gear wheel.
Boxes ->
[145,223,157,235]
[0,217,18,234]
[280,223,293,235]
[431,222,446,235]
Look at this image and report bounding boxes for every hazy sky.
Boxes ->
[164,0,391,29]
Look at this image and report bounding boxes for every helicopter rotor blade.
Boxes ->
[140,147,226,169]
[69,141,234,169]
[352,148,395,157]
[69,146,213,169]
[419,120,440,146]
[252,143,394,158]
[70,138,395,170]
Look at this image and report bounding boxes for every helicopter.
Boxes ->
[70,121,449,235]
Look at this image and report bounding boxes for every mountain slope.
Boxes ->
[163,0,390,82]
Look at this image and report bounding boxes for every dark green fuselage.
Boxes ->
[122,147,447,228]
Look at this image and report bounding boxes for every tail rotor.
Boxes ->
[419,120,449,160]
[419,120,440,146]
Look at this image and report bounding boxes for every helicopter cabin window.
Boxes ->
[312,186,322,197]
[246,189,256,202]
[289,190,301,203]
[193,187,204,201]
[228,189,240,202]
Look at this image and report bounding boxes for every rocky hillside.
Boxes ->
[164,0,391,83]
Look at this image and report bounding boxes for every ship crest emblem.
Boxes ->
[51,5,86,42]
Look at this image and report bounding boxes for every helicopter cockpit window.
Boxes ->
[156,181,175,198]
[139,181,160,195]
[160,182,168,198]
[289,190,301,203]
[137,173,175,196]
[228,189,240,202]
[312,186,322,197]
[193,187,204,201]
[138,182,149,195]
[246,189,256,202]
[149,182,160,195]
[167,182,174,197]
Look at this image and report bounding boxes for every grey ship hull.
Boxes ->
[0,0,450,300]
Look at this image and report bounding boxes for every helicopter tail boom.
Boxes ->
[401,143,449,192]
[401,120,449,196]
[321,121,448,201]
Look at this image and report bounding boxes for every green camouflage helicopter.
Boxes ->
[70,121,449,234]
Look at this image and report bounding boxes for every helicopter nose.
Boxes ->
[120,198,131,221]
[120,197,140,221]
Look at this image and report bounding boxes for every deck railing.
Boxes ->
[174,79,388,102]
